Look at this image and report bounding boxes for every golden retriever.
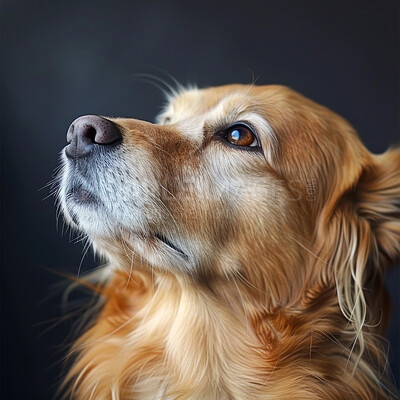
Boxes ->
[58,84,400,399]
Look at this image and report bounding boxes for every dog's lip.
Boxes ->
[67,185,98,205]
[153,233,188,259]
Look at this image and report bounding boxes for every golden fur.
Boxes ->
[58,84,400,399]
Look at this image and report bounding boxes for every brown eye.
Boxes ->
[225,125,258,147]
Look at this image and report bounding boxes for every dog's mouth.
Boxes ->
[63,185,101,226]
[62,183,189,262]
[153,233,188,259]
[67,185,98,205]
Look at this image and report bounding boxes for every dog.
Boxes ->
[57,84,400,399]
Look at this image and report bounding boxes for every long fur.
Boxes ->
[57,84,400,399]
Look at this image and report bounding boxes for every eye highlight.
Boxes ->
[224,124,259,148]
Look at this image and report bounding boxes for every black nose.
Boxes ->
[65,115,122,159]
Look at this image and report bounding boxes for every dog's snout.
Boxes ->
[65,115,122,159]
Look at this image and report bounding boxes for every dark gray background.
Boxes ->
[1,1,399,398]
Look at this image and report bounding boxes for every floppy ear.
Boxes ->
[355,149,400,268]
[314,148,400,367]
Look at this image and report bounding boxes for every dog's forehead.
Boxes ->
[165,84,304,127]
[167,84,249,117]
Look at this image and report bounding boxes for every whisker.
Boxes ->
[132,73,178,99]
[77,237,91,278]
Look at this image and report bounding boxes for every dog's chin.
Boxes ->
[90,233,194,274]
[61,196,194,273]
[60,185,115,238]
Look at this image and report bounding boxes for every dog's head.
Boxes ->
[59,84,400,314]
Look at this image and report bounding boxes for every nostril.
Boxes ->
[85,126,97,143]
[66,123,97,144]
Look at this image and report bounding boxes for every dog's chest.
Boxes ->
[71,274,268,399]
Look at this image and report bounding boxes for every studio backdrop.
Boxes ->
[1,1,399,399]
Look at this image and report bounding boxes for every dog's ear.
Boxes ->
[319,148,400,278]
[313,148,400,363]
[355,148,400,268]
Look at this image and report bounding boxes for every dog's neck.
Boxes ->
[65,265,388,399]
[66,267,269,399]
